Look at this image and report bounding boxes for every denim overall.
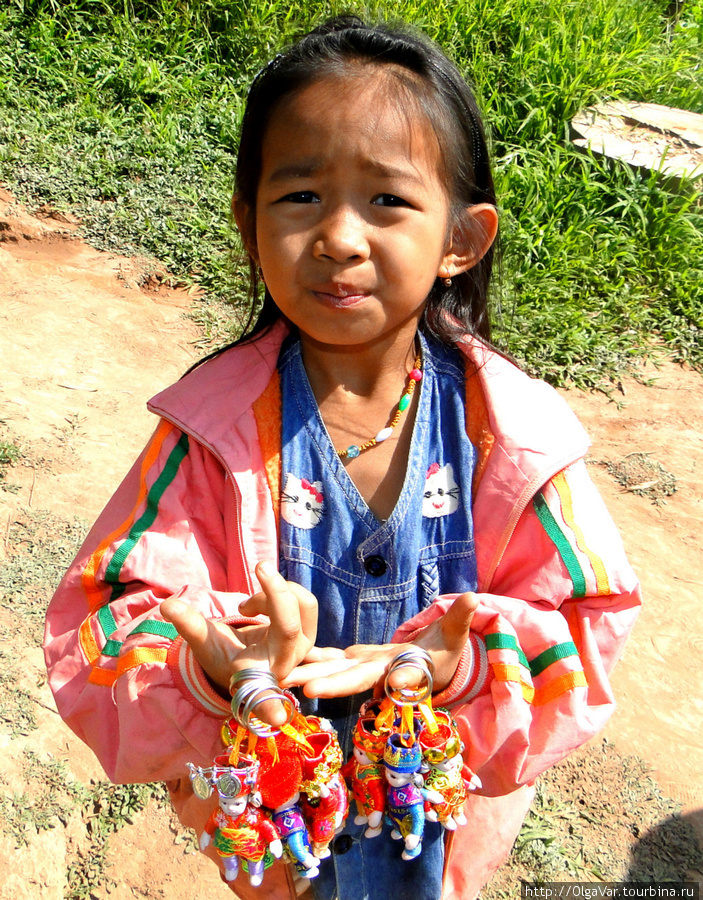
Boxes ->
[278,333,478,900]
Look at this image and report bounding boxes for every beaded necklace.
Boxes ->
[337,351,423,459]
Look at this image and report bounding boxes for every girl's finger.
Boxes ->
[301,646,347,664]
[439,591,478,648]
[160,597,245,689]
[289,582,318,647]
[237,590,269,618]
[254,561,308,676]
[160,597,209,647]
[282,656,357,687]
[301,658,383,698]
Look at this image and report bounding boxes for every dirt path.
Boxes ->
[0,190,701,897]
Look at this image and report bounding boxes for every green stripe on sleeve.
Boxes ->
[529,641,579,677]
[102,639,122,657]
[533,492,587,598]
[485,633,530,670]
[97,603,118,639]
[99,620,177,660]
[105,433,190,601]
[128,620,179,640]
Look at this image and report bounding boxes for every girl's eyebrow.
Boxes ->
[361,159,423,184]
[265,158,423,185]
[266,160,322,183]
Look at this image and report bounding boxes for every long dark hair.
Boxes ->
[213,16,497,362]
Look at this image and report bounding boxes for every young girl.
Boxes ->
[44,16,640,900]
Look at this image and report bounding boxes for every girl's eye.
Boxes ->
[280,191,319,203]
[372,194,409,207]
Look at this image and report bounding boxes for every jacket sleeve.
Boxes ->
[393,459,641,796]
[43,420,264,784]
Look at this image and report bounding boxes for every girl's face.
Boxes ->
[240,70,487,355]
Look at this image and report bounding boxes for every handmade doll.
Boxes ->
[197,758,283,886]
[383,734,443,860]
[271,792,321,878]
[298,729,349,857]
[342,711,387,838]
[419,710,482,831]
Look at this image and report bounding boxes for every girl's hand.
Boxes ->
[161,561,317,725]
[282,591,478,699]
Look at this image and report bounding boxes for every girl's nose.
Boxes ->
[312,207,370,262]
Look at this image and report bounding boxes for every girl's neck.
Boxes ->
[298,329,420,404]
[296,326,422,521]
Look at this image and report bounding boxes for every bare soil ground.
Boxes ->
[0,190,701,898]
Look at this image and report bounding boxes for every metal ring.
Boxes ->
[230,679,266,721]
[229,667,278,696]
[384,647,434,706]
[230,669,280,722]
[387,647,435,679]
[242,689,297,737]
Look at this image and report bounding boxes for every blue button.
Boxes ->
[364,555,388,577]
[333,834,353,855]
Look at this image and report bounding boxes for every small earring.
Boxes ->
[442,276,452,287]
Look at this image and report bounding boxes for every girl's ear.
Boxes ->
[438,203,499,279]
[231,194,258,261]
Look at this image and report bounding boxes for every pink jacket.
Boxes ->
[44,321,640,898]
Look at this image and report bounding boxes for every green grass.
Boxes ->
[1,0,701,386]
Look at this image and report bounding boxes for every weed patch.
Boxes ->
[605,451,678,503]
[0,744,170,897]
[0,438,22,493]
[484,739,703,895]
[0,650,37,738]
[67,780,169,899]
[0,751,84,847]
[0,509,87,644]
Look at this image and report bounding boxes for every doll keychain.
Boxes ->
[380,647,446,860]
[187,667,348,887]
[187,669,294,886]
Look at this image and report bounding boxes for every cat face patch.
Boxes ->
[281,473,325,529]
[422,463,460,518]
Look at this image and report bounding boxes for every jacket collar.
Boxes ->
[148,320,289,472]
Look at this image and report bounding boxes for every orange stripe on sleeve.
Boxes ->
[88,666,117,687]
[86,647,169,687]
[79,615,101,665]
[116,647,169,677]
[491,661,587,706]
[491,662,535,703]
[532,670,588,706]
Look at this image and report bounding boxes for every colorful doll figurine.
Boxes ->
[199,764,283,886]
[300,773,349,857]
[298,729,349,857]
[271,792,321,878]
[383,734,443,860]
[342,714,388,838]
[419,711,482,831]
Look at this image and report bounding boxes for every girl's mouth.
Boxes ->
[311,286,370,308]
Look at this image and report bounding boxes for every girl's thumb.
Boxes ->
[442,592,479,648]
